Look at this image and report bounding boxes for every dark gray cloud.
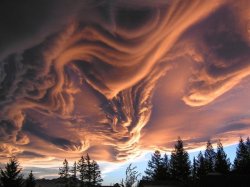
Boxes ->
[23,118,83,151]
[0,120,17,142]
[216,123,250,135]
[17,151,46,159]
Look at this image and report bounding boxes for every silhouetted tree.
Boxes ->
[234,137,249,174]
[85,154,93,186]
[162,154,170,179]
[246,137,250,173]
[0,172,2,187]
[69,161,77,187]
[204,140,216,173]
[122,164,140,187]
[25,170,36,187]
[77,156,87,187]
[91,160,103,186]
[214,140,230,174]
[77,154,102,186]
[169,137,191,181]
[196,152,207,180]
[59,159,70,186]
[144,150,165,181]
[192,157,197,181]
[0,157,23,187]
[113,183,120,187]
[120,179,124,187]
[246,137,250,153]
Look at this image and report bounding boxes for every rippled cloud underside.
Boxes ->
[1,0,250,164]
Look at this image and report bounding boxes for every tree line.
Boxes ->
[58,153,103,187]
[1,137,250,187]
[0,157,35,187]
[0,153,102,187]
[140,137,250,185]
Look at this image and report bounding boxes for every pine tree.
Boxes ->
[25,170,36,187]
[196,152,207,180]
[77,156,87,187]
[204,140,216,173]
[169,137,191,181]
[91,160,103,186]
[234,137,249,174]
[246,137,250,173]
[192,157,197,181]
[214,141,230,174]
[246,137,250,153]
[70,161,78,187]
[0,171,2,187]
[59,159,70,185]
[85,154,93,186]
[144,150,165,181]
[162,154,170,179]
[0,157,23,187]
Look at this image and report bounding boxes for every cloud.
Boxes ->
[0,144,22,159]
[0,0,250,171]
[182,4,250,106]
[17,151,46,159]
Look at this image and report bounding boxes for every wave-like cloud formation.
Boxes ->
[182,2,250,106]
[1,0,250,163]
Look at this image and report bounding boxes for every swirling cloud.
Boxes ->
[182,3,250,106]
[1,0,250,167]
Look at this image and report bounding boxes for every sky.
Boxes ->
[0,0,250,184]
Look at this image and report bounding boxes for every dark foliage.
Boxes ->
[192,157,197,181]
[121,164,140,187]
[144,150,169,181]
[204,140,216,173]
[233,137,250,174]
[0,157,23,187]
[58,158,70,186]
[196,152,207,180]
[69,161,78,187]
[214,140,230,174]
[85,154,92,186]
[169,137,191,181]
[77,154,103,187]
[77,155,87,186]
[25,170,36,187]
[162,154,170,179]
[91,160,103,186]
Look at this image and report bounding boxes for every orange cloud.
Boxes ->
[1,0,250,168]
